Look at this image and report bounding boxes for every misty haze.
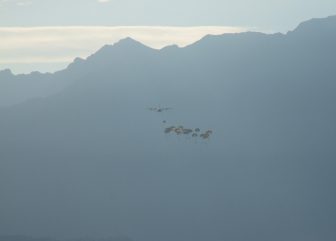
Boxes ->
[1,1,336,241]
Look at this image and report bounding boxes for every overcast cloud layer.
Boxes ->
[0,26,244,74]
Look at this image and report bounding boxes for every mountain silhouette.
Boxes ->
[0,16,336,241]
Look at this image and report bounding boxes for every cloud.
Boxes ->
[0,26,245,73]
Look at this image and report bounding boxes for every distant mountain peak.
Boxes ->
[85,37,155,64]
[290,15,336,35]
[68,57,85,67]
[113,37,150,49]
[74,57,85,63]
[0,69,14,78]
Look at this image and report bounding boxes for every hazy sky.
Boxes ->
[1,0,336,30]
[1,0,336,73]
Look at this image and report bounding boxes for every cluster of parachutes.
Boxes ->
[148,106,213,140]
[164,126,213,140]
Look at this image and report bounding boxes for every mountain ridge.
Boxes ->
[0,15,335,109]
[1,15,335,77]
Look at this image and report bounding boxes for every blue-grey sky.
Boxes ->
[0,0,336,31]
[1,0,336,31]
[1,0,336,73]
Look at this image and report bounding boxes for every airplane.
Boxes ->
[148,107,172,112]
